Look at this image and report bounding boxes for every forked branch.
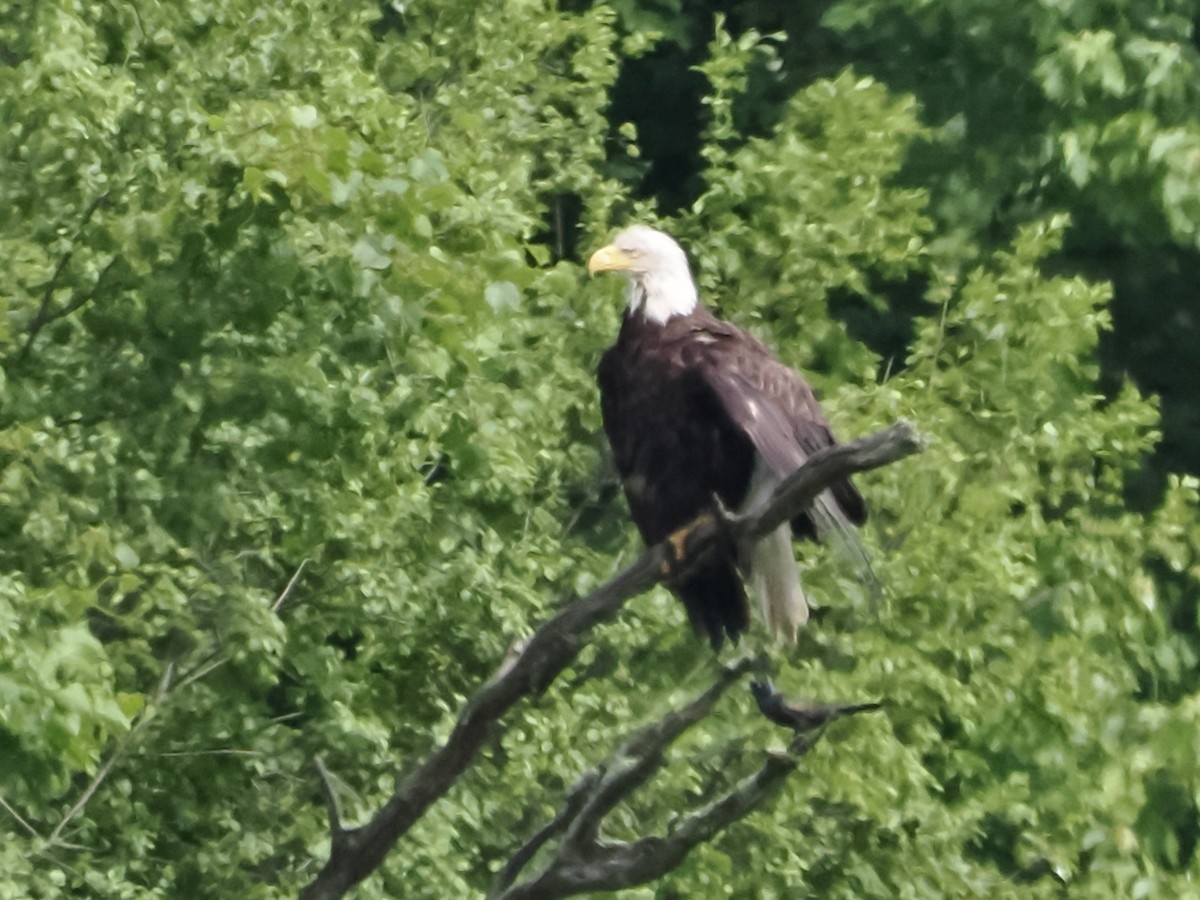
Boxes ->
[490,657,765,899]
[299,420,925,900]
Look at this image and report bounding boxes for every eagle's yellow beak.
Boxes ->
[587,244,634,275]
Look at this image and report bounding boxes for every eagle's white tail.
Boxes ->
[740,457,808,642]
[750,525,808,642]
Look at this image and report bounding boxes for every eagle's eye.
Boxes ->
[621,246,642,258]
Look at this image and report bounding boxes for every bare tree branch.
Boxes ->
[491,772,604,896]
[314,757,349,852]
[14,193,112,365]
[491,657,759,898]
[495,729,822,899]
[0,794,42,840]
[561,657,757,854]
[299,420,924,900]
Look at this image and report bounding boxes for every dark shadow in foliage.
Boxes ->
[370,2,406,39]
[609,43,710,213]
[827,271,930,382]
[1130,557,1200,705]
[1050,234,1200,504]
[966,811,1067,888]
[1101,244,1200,486]
[578,0,854,214]
[1137,770,1200,872]
[531,192,584,265]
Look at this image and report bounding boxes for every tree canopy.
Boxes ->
[2,1,1198,897]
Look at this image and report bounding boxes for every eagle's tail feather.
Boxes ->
[750,524,808,642]
[810,489,881,596]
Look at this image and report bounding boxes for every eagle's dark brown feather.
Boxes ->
[597,304,865,648]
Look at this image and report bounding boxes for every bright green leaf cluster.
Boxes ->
[1,2,1197,898]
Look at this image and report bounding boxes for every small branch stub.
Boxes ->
[314,757,348,846]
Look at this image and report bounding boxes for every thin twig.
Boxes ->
[155,661,176,703]
[155,749,262,758]
[44,662,174,849]
[16,193,111,364]
[314,757,347,847]
[0,795,41,840]
[272,559,311,613]
[45,738,128,848]
[57,256,120,319]
[176,654,225,690]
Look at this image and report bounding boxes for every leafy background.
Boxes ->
[1,0,1198,897]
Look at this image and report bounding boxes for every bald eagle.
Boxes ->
[589,225,868,649]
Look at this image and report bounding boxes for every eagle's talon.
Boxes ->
[710,493,746,531]
[660,523,693,581]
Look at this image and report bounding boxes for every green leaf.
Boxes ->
[484,280,521,312]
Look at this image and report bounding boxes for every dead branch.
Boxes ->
[560,657,756,855]
[491,771,604,896]
[495,733,821,900]
[299,420,924,900]
[491,658,758,898]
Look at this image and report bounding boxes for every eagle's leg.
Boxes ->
[659,512,717,582]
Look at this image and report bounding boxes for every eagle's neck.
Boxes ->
[627,269,698,324]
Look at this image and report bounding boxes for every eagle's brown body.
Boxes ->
[597,303,866,647]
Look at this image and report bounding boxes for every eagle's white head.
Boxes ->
[587,225,699,324]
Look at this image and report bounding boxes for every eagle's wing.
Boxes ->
[698,363,817,476]
[694,325,876,587]
[690,321,832,477]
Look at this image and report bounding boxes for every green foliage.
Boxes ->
[1,2,1198,899]
[1,0,625,895]
[694,64,932,380]
[817,0,1200,476]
